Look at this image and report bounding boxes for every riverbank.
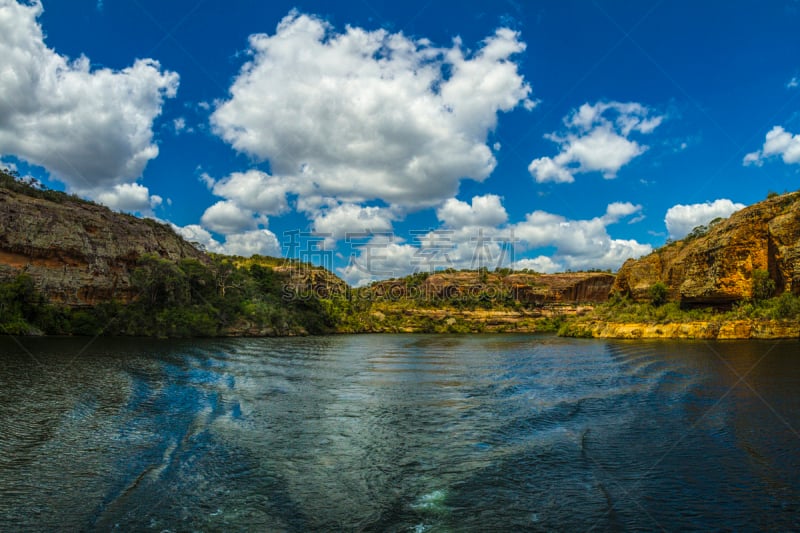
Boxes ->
[560,319,800,340]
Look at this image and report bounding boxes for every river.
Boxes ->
[1,334,798,531]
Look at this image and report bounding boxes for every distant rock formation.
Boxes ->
[613,191,800,305]
[364,270,615,305]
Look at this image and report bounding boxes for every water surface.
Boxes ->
[1,334,798,531]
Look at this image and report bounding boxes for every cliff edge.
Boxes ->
[613,191,800,305]
[0,182,207,307]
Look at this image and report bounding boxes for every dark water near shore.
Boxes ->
[1,334,799,531]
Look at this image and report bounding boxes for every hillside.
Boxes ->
[8,167,795,339]
[0,176,207,307]
[337,270,613,333]
[613,191,800,305]
[0,170,616,336]
[0,171,340,337]
[563,191,800,339]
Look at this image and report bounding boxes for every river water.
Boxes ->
[0,334,798,531]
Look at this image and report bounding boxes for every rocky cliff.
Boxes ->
[364,270,614,305]
[613,191,800,305]
[0,186,207,306]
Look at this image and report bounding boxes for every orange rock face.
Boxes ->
[613,192,800,305]
[0,188,207,306]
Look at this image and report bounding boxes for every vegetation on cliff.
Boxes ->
[0,255,339,337]
[328,269,610,333]
[612,190,800,305]
[0,170,338,337]
[562,190,800,338]
[559,290,800,338]
[3,167,798,339]
[0,172,615,337]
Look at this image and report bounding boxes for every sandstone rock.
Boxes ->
[364,271,614,305]
[613,191,800,305]
[587,320,799,340]
[0,188,207,306]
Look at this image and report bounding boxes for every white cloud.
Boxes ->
[528,101,663,184]
[200,200,258,234]
[787,77,799,89]
[338,239,420,286]
[512,256,561,273]
[211,11,533,208]
[436,194,508,228]
[206,170,292,215]
[0,158,17,173]
[337,201,650,282]
[511,203,651,270]
[561,239,651,271]
[171,223,223,253]
[0,0,178,191]
[742,151,763,166]
[221,229,281,257]
[664,198,745,240]
[603,201,642,223]
[171,224,280,257]
[743,126,800,166]
[312,203,394,240]
[94,183,163,213]
[173,117,186,133]
[527,156,576,184]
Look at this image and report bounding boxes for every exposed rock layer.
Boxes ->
[613,192,800,305]
[0,188,206,306]
[365,271,615,305]
[578,320,800,340]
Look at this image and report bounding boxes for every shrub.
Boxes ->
[751,269,775,302]
[649,282,668,307]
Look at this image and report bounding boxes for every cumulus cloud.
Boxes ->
[0,0,178,191]
[211,11,533,208]
[221,229,281,257]
[312,203,395,240]
[172,224,222,253]
[512,256,561,273]
[743,126,800,166]
[511,203,651,270]
[436,194,508,228]
[200,200,258,234]
[664,199,745,240]
[94,183,163,213]
[338,201,650,283]
[603,201,643,223]
[338,239,420,286]
[171,223,280,257]
[528,101,664,184]
[205,170,292,215]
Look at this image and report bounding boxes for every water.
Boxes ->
[0,334,799,531]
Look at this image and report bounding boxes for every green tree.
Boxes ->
[131,254,190,308]
[751,269,775,302]
[649,282,668,307]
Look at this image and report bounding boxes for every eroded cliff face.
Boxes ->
[365,271,614,304]
[0,188,207,306]
[613,192,800,305]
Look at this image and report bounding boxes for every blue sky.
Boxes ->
[1,0,799,284]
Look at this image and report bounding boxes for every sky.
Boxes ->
[1,0,799,285]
